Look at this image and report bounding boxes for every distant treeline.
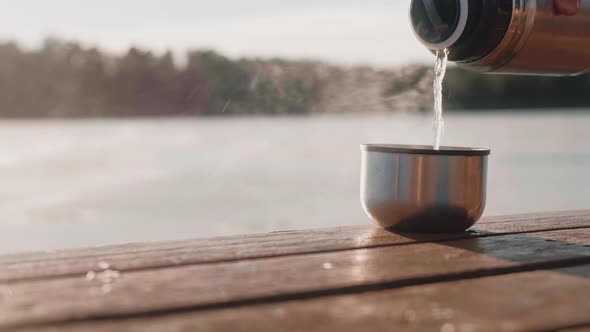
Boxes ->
[0,39,320,117]
[444,67,590,110]
[0,39,588,117]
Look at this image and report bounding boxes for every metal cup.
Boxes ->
[361,144,490,233]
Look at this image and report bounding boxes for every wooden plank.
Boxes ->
[560,327,590,332]
[1,229,589,329]
[2,211,590,283]
[8,265,590,332]
[3,210,589,266]
[481,209,590,224]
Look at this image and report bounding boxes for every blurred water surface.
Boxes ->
[1,111,589,253]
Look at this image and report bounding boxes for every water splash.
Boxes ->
[433,49,449,150]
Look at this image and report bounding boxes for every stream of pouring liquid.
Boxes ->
[433,49,449,150]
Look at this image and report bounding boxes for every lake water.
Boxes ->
[0,111,589,254]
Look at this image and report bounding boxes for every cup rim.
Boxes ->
[361,144,491,156]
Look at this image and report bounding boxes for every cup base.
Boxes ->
[383,206,476,233]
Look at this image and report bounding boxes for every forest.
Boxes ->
[0,39,588,117]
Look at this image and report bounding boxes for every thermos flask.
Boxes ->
[409,0,590,76]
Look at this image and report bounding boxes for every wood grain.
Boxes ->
[560,327,590,332]
[2,211,589,283]
[533,228,590,246]
[8,265,590,332]
[1,229,589,329]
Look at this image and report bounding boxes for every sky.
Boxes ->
[0,0,433,67]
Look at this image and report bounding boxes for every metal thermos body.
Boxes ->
[410,0,590,76]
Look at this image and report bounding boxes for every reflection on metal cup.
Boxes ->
[360,144,490,233]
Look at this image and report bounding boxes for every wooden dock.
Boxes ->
[2,210,590,331]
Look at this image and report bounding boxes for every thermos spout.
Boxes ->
[409,0,590,76]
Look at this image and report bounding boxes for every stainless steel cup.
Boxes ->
[361,144,490,233]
